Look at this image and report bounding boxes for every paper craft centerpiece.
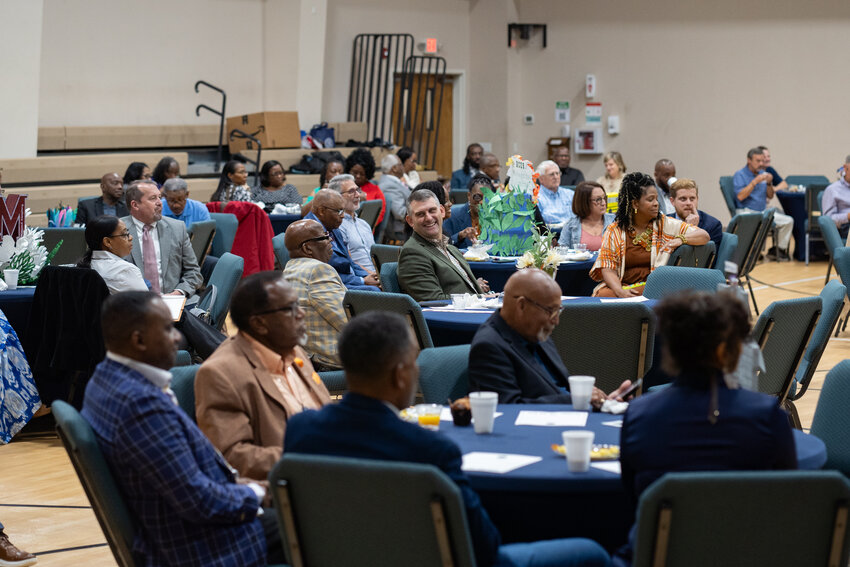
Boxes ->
[477,155,540,257]
[0,193,27,240]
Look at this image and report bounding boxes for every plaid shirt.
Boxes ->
[590,216,693,282]
[81,358,266,567]
[283,257,348,368]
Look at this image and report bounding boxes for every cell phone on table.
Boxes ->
[619,378,643,399]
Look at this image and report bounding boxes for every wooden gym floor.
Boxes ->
[0,257,846,566]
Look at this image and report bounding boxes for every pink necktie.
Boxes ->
[142,224,161,293]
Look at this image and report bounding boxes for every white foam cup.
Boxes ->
[469,391,498,434]
[4,269,19,290]
[568,375,595,411]
[562,430,595,472]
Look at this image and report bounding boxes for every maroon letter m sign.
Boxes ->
[0,194,27,240]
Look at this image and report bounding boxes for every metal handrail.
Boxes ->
[194,80,227,172]
[228,129,261,187]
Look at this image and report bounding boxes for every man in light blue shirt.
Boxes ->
[330,174,376,273]
[732,147,794,259]
[535,160,575,226]
[161,178,211,229]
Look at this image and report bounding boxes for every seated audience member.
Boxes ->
[283,311,612,567]
[305,189,379,289]
[469,269,631,404]
[561,181,615,251]
[653,159,676,215]
[444,174,492,248]
[759,145,789,191]
[346,148,386,225]
[451,142,483,189]
[123,161,151,186]
[823,155,850,238]
[398,189,489,302]
[553,146,584,187]
[196,271,331,480]
[535,160,576,226]
[76,172,129,225]
[0,523,36,566]
[732,147,794,260]
[377,154,410,242]
[615,290,796,566]
[597,151,626,197]
[301,158,346,216]
[81,292,284,566]
[332,174,375,272]
[397,146,420,188]
[121,180,202,296]
[211,159,252,203]
[253,160,302,208]
[160,178,211,228]
[668,178,723,250]
[590,172,708,297]
[479,152,502,189]
[282,220,349,370]
[151,156,180,189]
[405,180,453,242]
[78,215,148,294]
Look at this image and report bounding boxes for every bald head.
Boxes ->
[654,159,676,192]
[501,269,562,343]
[285,219,332,263]
[311,188,345,230]
[479,153,501,182]
[100,172,124,204]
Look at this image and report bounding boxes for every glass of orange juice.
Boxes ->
[416,404,442,431]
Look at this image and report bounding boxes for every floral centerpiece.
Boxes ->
[0,227,58,286]
[517,226,560,278]
[476,155,541,257]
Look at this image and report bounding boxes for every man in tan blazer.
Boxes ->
[195,271,332,480]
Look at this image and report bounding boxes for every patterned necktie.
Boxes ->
[142,224,161,293]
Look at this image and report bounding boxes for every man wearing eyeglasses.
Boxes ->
[305,189,380,290]
[195,271,332,481]
[468,269,631,405]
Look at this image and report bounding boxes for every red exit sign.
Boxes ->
[425,38,438,53]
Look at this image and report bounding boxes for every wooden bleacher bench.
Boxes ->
[1,152,190,186]
[38,125,218,152]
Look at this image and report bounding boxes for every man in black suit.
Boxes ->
[668,178,723,251]
[468,269,631,404]
[76,172,129,225]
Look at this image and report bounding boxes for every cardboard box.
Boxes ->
[328,121,369,144]
[226,111,301,152]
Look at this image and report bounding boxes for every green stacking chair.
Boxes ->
[209,212,238,257]
[270,454,476,567]
[632,471,850,567]
[379,261,402,293]
[375,195,393,244]
[712,232,737,270]
[271,233,289,270]
[665,242,716,269]
[370,243,401,273]
[318,370,346,393]
[202,252,244,330]
[418,345,470,403]
[187,220,216,269]
[819,214,845,285]
[358,199,383,230]
[811,360,850,478]
[643,265,726,300]
[718,176,738,218]
[170,364,200,423]
[343,290,434,350]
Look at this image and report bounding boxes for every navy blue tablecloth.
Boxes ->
[269,214,302,236]
[0,287,36,337]
[438,403,825,547]
[775,191,806,261]
[468,255,596,295]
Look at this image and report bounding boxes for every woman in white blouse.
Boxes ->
[77,215,148,294]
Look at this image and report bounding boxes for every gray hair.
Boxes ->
[161,177,188,194]
[327,174,356,193]
[747,147,765,160]
[535,160,559,176]
[124,180,158,208]
[407,188,440,206]
[381,154,401,173]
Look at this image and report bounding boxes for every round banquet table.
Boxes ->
[438,403,827,548]
[0,287,36,337]
[467,255,596,296]
[269,213,302,236]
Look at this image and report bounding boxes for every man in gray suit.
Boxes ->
[122,180,202,296]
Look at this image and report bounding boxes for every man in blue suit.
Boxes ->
[450,142,483,190]
[667,178,723,251]
[82,291,283,566]
[284,311,611,567]
[304,189,379,290]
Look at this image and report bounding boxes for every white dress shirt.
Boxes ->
[91,250,149,294]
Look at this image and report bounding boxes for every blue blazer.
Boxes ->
[451,168,474,190]
[468,311,572,404]
[668,210,723,250]
[305,211,372,289]
[443,203,474,248]
[82,358,266,566]
[285,392,502,567]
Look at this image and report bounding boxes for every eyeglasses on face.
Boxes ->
[591,197,607,205]
[253,301,303,319]
[321,206,345,216]
[470,193,484,202]
[107,231,132,240]
[298,232,331,248]
[517,295,564,319]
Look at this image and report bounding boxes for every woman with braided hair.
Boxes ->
[589,172,708,297]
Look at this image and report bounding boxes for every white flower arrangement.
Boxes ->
[0,226,56,286]
[516,226,559,277]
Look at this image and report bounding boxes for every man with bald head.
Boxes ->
[281,219,348,370]
[469,269,630,404]
[479,153,503,190]
[654,159,676,215]
[305,188,379,290]
[76,172,129,225]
